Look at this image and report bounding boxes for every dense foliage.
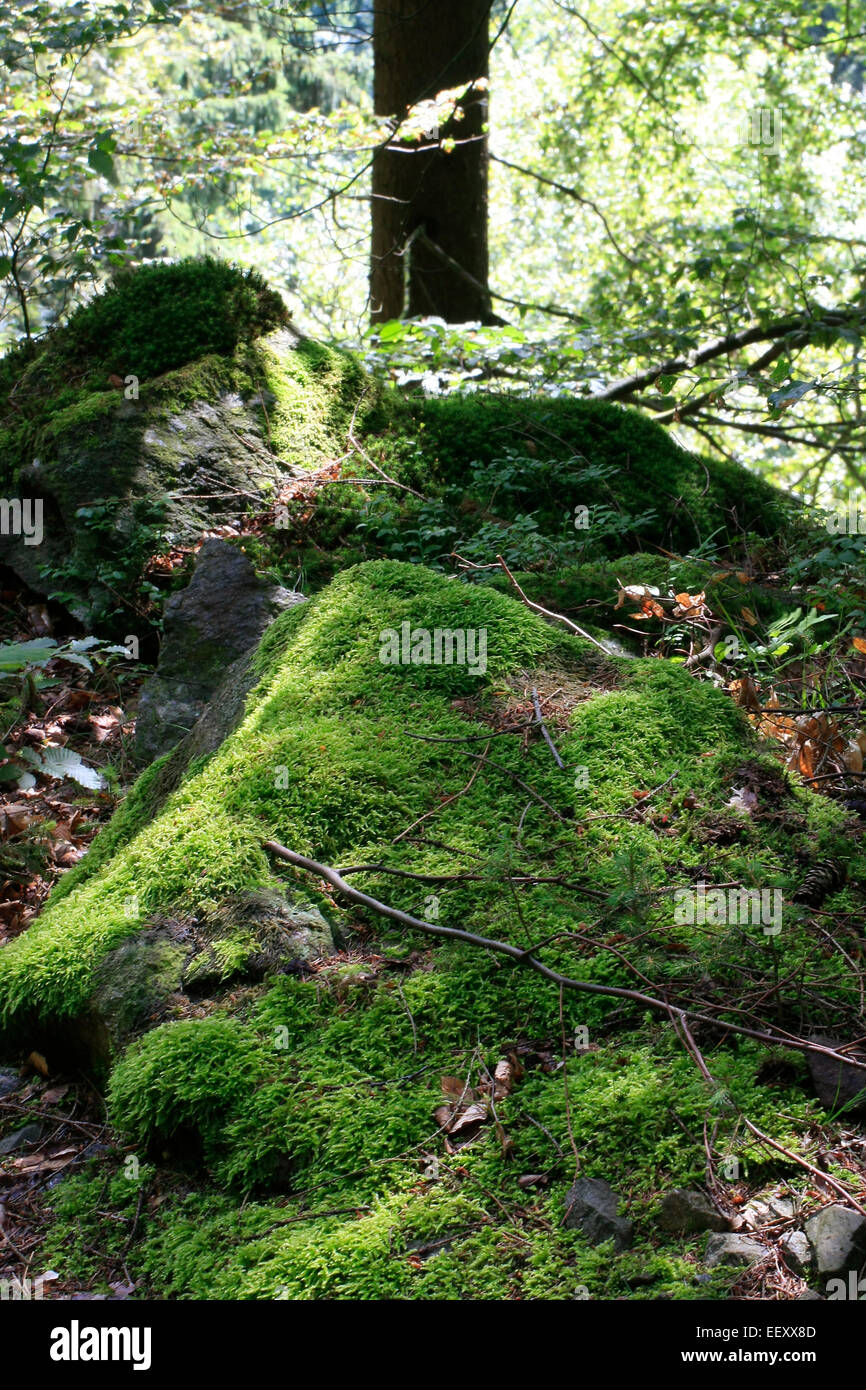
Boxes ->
[3,1,866,501]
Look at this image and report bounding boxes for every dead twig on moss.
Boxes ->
[452,552,613,655]
[262,840,866,1075]
[531,687,565,769]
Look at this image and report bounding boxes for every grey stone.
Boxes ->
[564,1177,633,1251]
[805,1034,866,1116]
[796,1288,824,1300]
[135,538,304,764]
[657,1188,730,1234]
[780,1230,813,1276]
[804,1203,866,1276]
[704,1233,767,1268]
[80,928,189,1062]
[0,1067,18,1098]
[71,889,334,1067]
[0,1123,42,1154]
[741,1191,795,1229]
[183,889,335,991]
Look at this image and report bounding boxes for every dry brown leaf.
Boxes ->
[12,1151,76,1174]
[740,607,758,626]
[448,1102,489,1136]
[440,1075,469,1101]
[41,1085,69,1105]
[673,591,706,617]
[27,1050,49,1078]
[65,688,98,710]
[799,742,818,780]
[842,741,864,773]
[853,637,866,655]
[89,713,120,743]
[728,676,762,713]
[493,1059,514,1099]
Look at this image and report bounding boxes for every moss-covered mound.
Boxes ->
[2,561,862,1300]
[0,261,367,625]
[267,390,802,603]
[52,258,289,382]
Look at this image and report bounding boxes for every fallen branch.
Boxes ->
[263,840,866,1073]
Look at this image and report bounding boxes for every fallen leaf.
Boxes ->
[799,742,818,780]
[27,1050,49,1078]
[448,1102,488,1136]
[440,1076,469,1102]
[41,1085,69,1105]
[493,1059,515,1099]
[728,676,762,713]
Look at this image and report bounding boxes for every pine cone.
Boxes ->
[793,859,847,907]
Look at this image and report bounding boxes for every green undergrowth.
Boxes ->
[260,392,803,592]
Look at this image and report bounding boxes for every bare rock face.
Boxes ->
[805,1034,866,1116]
[657,1188,730,1234]
[135,538,304,765]
[563,1176,633,1251]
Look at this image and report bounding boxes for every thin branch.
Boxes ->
[453,551,614,654]
[531,687,565,769]
[262,841,866,1073]
[491,152,639,267]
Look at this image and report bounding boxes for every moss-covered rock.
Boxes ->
[3,558,863,1300]
[0,262,368,625]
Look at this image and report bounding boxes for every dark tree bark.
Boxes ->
[370,0,492,324]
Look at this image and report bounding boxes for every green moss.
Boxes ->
[256,335,370,469]
[108,1018,273,1168]
[259,390,800,598]
[54,257,289,383]
[5,557,860,1300]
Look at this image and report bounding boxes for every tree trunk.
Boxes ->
[370,0,492,324]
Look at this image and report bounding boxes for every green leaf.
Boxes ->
[87,147,117,183]
[0,639,57,673]
[377,320,407,343]
[767,380,815,409]
[21,744,106,790]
